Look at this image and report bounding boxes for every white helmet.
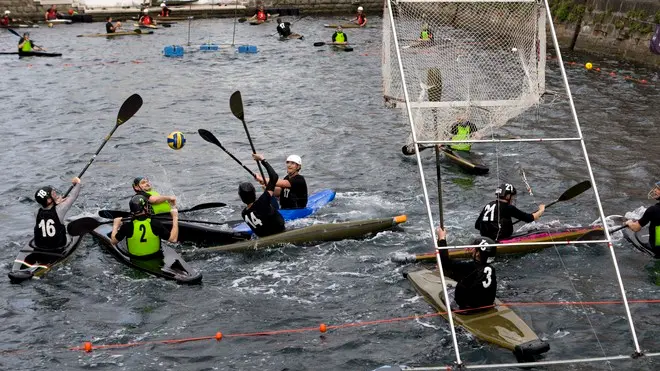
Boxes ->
[357,6,363,11]
[160,3,166,7]
[286,155,302,166]
[143,9,149,13]
[4,10,10,15]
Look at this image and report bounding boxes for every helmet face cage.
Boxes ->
[648,182,660,200]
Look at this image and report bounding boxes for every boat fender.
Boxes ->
[513,339,550,362]
[237,45,258,53]
[200,43,219,51]
[163,45,184,57]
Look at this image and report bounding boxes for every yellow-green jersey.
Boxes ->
[115,217,170,256]
[137,190,171,214]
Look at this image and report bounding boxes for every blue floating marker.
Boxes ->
[200,43,219,51]
[237,45,258,54]
[163,45,184,57]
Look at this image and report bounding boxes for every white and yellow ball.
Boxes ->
[48,23,53,28]
[585,62,593,70]
[167,131,185,150]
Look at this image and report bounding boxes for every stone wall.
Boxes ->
[549,0,660,66]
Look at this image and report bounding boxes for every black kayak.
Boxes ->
[401,144,489,175]
[18,51,62,57]
[161,219,250,246]
[90,224,202,284]
[623,225,657,258]
[8,236,83,283]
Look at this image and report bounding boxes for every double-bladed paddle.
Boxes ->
[229,91,267,182]
[7,27,44,49]
[63,94,143,197]
[67,217,114,236]
[198,129,257,178]
[98,202,227,219]
[313,41,353,52]
[512,180,592,225]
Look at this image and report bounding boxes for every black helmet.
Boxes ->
[129,195,150,214]
[495,183,517,199]
[471,237,497,262]
[34,186,53,207]
[238,182,256,204]
[277,18,282,23]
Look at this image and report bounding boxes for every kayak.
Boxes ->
[392,225,604,263]
[623,225,657,258]
[324,23,375,28]
[281,33,304,40]
[44,19,71,24]
[406,269,550,361]
[8,236,83,283]
[77,30,154,37]
[185,215,407,257]
[232,189,336,234]
[133,23,160,29]
[161,220,251,246]
[401,144,489,175]
[0,24,39,28]
[331,43,354,52]
[18,51,62,57]
[91,224,202,284]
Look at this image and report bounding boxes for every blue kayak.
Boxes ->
[232,189,336,234]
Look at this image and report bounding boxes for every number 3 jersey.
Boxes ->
[34,207,67,249]
[475,200,535,241]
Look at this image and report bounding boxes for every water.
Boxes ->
[1,17,659,370]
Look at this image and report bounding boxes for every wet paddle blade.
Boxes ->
[8,270,34,283]
[313,42,325,46]
[545,180,592,208]
[182,202,227,212]
[344,47,354,52]
[98,210,130,219]
[116,94,143,126]
[229,91,244,121]
[198,129,222,147]
[67,217,104,236]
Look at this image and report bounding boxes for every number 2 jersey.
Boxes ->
[475,199,535,241]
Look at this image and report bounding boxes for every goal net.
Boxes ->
[382,0,547,147]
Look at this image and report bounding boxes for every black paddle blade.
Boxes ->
[198,129,222,147]
[98,210,130,219]
[134,29,142,34]
[117,94,143,126]
[558,180,591,202]
[313,42,325,46]
[229,91,244,121]
[7,28,20,38]
[344,47,354,52]
[183,202,227,212]
[67,217,104,236]
[8,270,34,283]
[238,18,247,23]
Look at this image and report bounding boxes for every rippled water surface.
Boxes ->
[1,17,659,371]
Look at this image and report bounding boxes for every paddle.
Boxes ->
[7,28,44,49]
[313,42,353,52]
[62,94,142,197]
[98,202,227,219]
[238,17,247,23]
[513,180,592,225]
[67,217,112,236]
[198,129,257,178]
[229,91,267,182]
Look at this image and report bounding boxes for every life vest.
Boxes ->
[357,14,366,25]
[126,218,161,256]
[34,207,67,249]
[256,11,267,21]
[144,190,171,214]
[142,16,152,25]
[160,9,169,17]
[0,16,9,26]
[420,30,430,40]
[21,40,32,52]
[334,32,345,43]
[450,124,472,151]
[46,10,57,20]
[655,225,660,247]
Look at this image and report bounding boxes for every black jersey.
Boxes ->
[277,21,291,37]
[475,199,534,240]
[637,202,660,256]
[34,207,67,249]
[241,160,285,237]
[280,174,308,209]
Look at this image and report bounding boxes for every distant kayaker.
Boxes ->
[332,26,347,44]
[160,3,171,17]
[18,33,44,52]
[139,9,154,25]
[255,154,308,209]
[45,5,58,21]
[437,227,497,310]
[255,4,269,22]
[420,23,433,40]
[446,118,478,152]
[33,177,81,250]
[132,177,177,215]
[238,153,285,237]
[1,10,14,26]
[475,183,545,241]
[276,18,292,38]
[352,6,367,27]
[105,16,122,33]
[624,181,660,258]
[111,195,179,257]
